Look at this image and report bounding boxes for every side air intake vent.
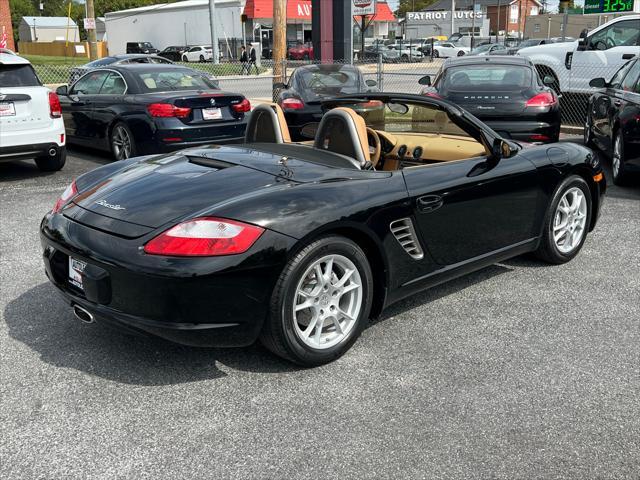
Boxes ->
[390,218,424,260]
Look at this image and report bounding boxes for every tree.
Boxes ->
[9,0,36,46]
[395,0,440,17]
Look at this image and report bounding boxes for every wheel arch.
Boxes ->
[569,165,601,232]
[291,223,390,320]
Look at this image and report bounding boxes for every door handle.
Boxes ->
[622,54,635,60]
[417,195,443,213]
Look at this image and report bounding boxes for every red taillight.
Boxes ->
[281,98,304,110]
[48,92,62,118]
[52,180,77,213]
[143,217,264,257]
[231,98,251,113]
[422,91,442,99]
[147,103,192,118]
[525,92,557,108]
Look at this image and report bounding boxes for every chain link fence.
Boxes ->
[33,55,622,134]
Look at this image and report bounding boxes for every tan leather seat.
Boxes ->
[245,103,292,144]
[313,107,370,168]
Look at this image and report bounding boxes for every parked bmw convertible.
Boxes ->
[56,64,248,160]
[41,94,605,366]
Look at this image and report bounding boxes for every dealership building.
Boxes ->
[105,0,396,57]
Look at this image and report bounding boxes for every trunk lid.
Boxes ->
[445,89,534,118]
[69,145,375,232]
[140,91,247,125]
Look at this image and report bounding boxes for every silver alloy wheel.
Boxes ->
[613,134,622,179]
[553,187,587,254]
[112,125,131,160]
[292,254,363,350]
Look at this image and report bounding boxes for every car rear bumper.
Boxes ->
[40,213,293,347]
[0,142,65,163]
[483,120,560,143]
[141,120,248,154]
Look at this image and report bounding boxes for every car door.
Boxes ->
[571,19,640,92]
[401,110,541,267]
[60,70,109,145]
[90,71,128,150]
[617,59,640,165]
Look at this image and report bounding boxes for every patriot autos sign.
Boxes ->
[354,0,377,16]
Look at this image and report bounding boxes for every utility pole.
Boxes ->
[208,0,219,64]
[495,0,501,43]
[273,0,286,95]
[450,0,455,38]
[86,0,98,60]
[471,0,476,50]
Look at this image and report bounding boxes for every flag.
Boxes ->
[0,26,7,49]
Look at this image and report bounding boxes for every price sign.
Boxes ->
[584,0,634,13]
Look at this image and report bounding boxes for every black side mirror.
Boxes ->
[272,82,287,90]
[589,77,606,88]
[491,138,512,161]
[577,29,589,51]
[56,85,68,96]
[542,75,555,86]
[418,75,431,86]
[365,79,377,87]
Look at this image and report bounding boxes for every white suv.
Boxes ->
[517,15,640,94]
[0,51,66,171]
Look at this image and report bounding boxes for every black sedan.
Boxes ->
[275,63,377,140]
[68,54,174,84]
[40,94,605,366]
[56,64,249,160]
[585,57,640,185]
[158,45,190,62]
[419,56,561,143]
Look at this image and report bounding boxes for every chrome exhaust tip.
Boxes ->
[48,148,57,156]
[73,304,94,324]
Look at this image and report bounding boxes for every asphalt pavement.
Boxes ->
[1,141,639,479]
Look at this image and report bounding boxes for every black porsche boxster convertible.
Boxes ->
[40,94,606,366]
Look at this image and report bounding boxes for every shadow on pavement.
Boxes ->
[4,282,299,384]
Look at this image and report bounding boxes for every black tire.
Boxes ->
[182,55,188,62]
[260,235,374,366]
[457,50,465,56]
[535,175,592,264]
[611,130,629,186]
[109,122,136,161]
[433,49,440,58]
[35,146,66,172]
[199,54,205,62]
[584,109,594,147]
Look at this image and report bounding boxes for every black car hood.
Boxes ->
[68,145,385,233]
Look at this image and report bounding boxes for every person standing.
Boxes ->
[240,45,249,75]
[249,45,259,75]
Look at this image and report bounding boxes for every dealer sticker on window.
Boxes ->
[68,257,86,290]
[0,102,16,117]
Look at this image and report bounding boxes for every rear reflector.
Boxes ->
[147,103,192,118]
[231,98,251,113]
[281,98,304,110]
[49,92,62,118]
[525,92,557,108]
[162,137,182,142]
[529,134,550,142]
[144,217,264,256]
[422,92,442,99]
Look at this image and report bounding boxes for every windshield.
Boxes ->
[0,64,41,87]
[519,39,540,48]
[441,65,532,91]
[142,42,154,48]
[297,67,361,100]
[136,70,218,92]
[473,44,492,53]
[86,57,116,67]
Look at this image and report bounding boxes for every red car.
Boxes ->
[288,42,314,60]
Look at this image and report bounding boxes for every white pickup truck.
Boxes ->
[517,15,640,94]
